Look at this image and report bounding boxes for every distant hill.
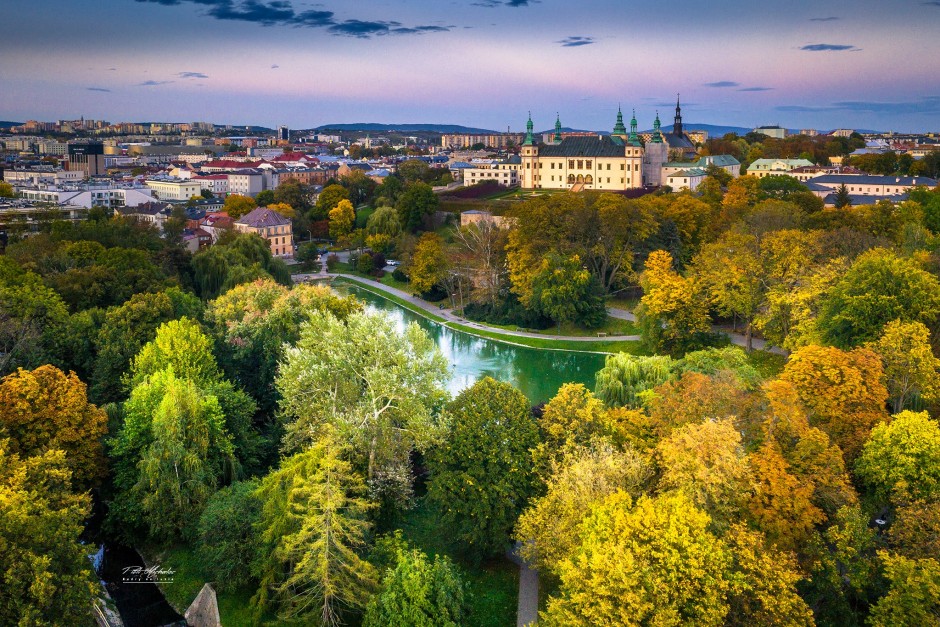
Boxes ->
[313,123,500,134]
[0,121,23,129]
[648,123,753,137]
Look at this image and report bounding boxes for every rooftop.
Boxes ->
[235,206,291,228]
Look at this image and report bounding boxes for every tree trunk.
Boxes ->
[745,322,753,352]
[367,435,377,481]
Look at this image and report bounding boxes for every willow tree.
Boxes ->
[594,353,674,408]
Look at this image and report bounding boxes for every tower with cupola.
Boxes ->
[521,112,540,188]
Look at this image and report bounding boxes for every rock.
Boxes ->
[184,583,221,627]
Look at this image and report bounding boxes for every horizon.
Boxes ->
[1,0,939,133]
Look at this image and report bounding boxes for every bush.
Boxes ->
[196,480,261,590]
[392,268,408,282]
[371,252,386,271]
[358,252,374,274]
[326,253,339,271]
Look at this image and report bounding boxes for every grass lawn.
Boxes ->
[355,205,375,229]
[606,295,640,312]
[445,321,647,355]
[151,544,283,627]
[746,349,788,379]
[399,499,518,627]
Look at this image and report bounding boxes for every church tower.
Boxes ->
[643,112,668,187]
[612,106,627,138]
[521,113,540,188]
[553,113,562,143]
[674,94,683,137]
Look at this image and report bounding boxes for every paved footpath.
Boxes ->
[507,543,539,627]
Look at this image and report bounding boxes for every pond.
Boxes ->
[335,283,609,403]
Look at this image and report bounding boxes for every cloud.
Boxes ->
[923,2,940,6]
[138,80,174,86]
[270,64,279,69]
[800,43,860,51]
[87,87,111,92]
[473,0,537,6]
[809,16,839,21]
[738,87,774,92]
[704,81,739,88]
[136,0,450,37]
[178,71,208,78]
[776,97,940,115]
[557,36,595,47]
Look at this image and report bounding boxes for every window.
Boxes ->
[586,160,592,169]
[621,164,625,170]
[569,160,575,169]
[607,163,611,170]
[551,163,555,169]
[577,160,583,169]
[606,177,610,183]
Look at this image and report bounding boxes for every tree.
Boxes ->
[542,492,730,626]
[197,480,261,590]
[855,410,940,504]
[532,383,619,471]
[192,232,292,299]
[127,317,220,389]
[109,369,233,543]
[254,189,275,207]
[691,231,763,350]
[427,377,540,562]
[363,546,469,627]
[0,365,107,490]
[636,250,712,354]
[530,253,606,328]
[206,280,361,415]
[657,419,752,530]
[0,257,69,375]
[274,178,313,214]
[780,344,889,461]
[277,311,449,485]
[366,205,403,237]
[340,169,377,207]
[266,201,296,219]
[868,552,940,627]
[397,159,431,183]
[0,442,96,626]
[818,248,940,348]
[867,319,940,413]
[0,181,14,198]
[890,500,940,560]
[516,443,651,575]
[452,220,508,307]
[328,198,355,241]
[408,232,448,295]
[397,182,438,233]
[252,436,377,624]
[223,194,257,219]
[315,183,349,218]
[594,352,674,408]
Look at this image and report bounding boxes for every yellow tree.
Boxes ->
[656,418,752,530]
[516,443,651,575]
[328,199,355,241]
[266,202,296,219]
[780,344,889,461]
[867,319,940,413]
[223,194,256,219]
[0,365,107,490]
[531,383,615,475]
[408,232,449,294]
[543,492,730,627]
[855,410,940,504]
[636,250,711,354]
[868,551,940,627]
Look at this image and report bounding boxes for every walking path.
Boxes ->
[507,543,539,627]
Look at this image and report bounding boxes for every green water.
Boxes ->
[336,283,608,403]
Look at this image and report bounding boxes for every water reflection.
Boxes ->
[335,284,607,403]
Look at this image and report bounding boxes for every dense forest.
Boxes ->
[2,155,940,625]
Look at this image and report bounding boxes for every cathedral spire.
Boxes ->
[554,113,562,142]
[523,112,534,146]
[652,111,663,143]
[674,93,683,136]
[613,105,627,136]
[629,109,639,145]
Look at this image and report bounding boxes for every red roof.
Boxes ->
[202,159,266,169]
[273,152,318,162]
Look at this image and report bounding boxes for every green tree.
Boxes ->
[254,189,275,207]
[594,353,674,408]
[0,257,69,375]
[396,182,438,233]
[197,480,261,591]
[277,311,448,485]
[397,159,431,183]
[192,232,291,299]
[427,377,540,562]
[819,248,940,348]
[0,181,14,198]
[127,317,219,389]
[315,184,349,218]
[530,253,606,328]
[855,410,940,504]
[341,169,377,207]
[252,435,377,624]
[0,365,107,490]
[109,369,233,543]
[409,232,448,294]
[363,546,469,627]
[274,179,313,214]
[366,205,403,236]
[0,441,96,627]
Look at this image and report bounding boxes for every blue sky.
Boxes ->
[1,0,938,132]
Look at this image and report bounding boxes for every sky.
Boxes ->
[1,0,938,133]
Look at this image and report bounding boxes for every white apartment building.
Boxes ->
[145,178,202,201]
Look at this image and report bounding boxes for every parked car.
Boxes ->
[386,259,401,266]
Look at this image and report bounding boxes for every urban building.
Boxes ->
[753,125,788,139]
[746,158,815,178]
[67,143,106,177]
[234,207,293,258]
[145,178,202,201]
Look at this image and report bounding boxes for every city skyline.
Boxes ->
[1,0,939,133]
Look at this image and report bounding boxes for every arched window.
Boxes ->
[576,174,584,183]
[567,174,575,183]
[585,175,593,184]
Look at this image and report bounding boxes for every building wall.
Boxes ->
[145,179,202,200]
[234,222,293,258]
[521,145,646,190]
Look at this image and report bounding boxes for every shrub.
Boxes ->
[358,252,374,274]
[326,253,339,271]
[196,480,261,590]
